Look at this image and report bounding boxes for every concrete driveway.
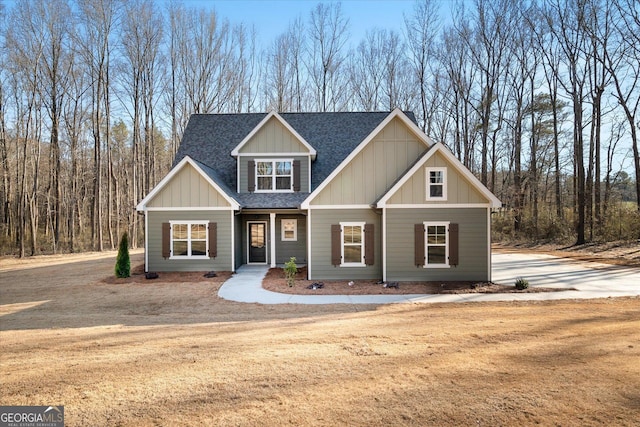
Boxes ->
[490,252,640,300]
[218,253,640,304]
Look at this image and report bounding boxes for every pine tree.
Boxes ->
[115,232,131,278]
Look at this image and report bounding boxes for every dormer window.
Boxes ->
[426,167,447,200]
[256,160,293,192]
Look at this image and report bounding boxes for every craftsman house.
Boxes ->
[136,109,501,281]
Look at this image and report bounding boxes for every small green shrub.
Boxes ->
[515,277,529,290]
[284,257,297,287]
[115,232,131,278]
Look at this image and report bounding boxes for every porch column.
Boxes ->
[270,212,276,267]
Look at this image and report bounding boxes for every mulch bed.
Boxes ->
[102,264,233,285]
[262,267,571,295]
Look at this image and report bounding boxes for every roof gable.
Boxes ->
[175,111,403,195]
[376,142,502,208]
[301,109,431,208]
[231,112,316,157]
[136,156,240,211]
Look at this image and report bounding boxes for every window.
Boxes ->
[281,219,297,241]
[170,221,208,258]
[256,160,293,192]
[426,167,447,200]
[424,221,449,268]
[341,222,365,266]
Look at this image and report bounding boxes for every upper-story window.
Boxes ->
[256,160,293,192]
[426,167,447,200]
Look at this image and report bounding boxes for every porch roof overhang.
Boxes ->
[235,192,310,210]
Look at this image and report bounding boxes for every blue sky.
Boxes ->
[182,0,425,48]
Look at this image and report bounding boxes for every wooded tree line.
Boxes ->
[1,0,639,257]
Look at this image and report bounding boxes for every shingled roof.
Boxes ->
[174,111,418,208]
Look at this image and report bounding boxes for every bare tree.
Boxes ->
[348,29,385,111]
[437,23,477,168]
[465,0,514,189]
[121,0,163,246]
[265,32,296,111]
[609,0,640,214]
[76,0,119,251]
[6,0,48,256]
[505,4,537,233]
[307,2,349,112]
[544,0,590,245]
[404,0,441,132]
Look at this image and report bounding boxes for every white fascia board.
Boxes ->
[136,156,240,211]
[376,142,502,209]
[383,203,492,209]
[230,111,317,158]
[301,109,429,209]
[143,206,234,211]
[305,204,373,210]
[236,152,312,158]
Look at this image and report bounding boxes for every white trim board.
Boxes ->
[143,206,235,212]
[305,204,373,210]
[383,204,492,209]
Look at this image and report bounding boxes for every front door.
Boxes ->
[248,222,267,263]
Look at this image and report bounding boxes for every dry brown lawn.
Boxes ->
[1,250,639,426]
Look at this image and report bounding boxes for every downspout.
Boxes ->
[488,207,493,282]
[144,210,148,273]
[231,209,235,272]
[382,207,386,282]
[307,208,312,280]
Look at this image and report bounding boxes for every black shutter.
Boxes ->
[414,224,425,267]
[208,222,217,258]
[248,160,255,192]
[364,223,374,266]
[449,223,459,266]
[293,160,301,191]
[162,223,171,259]
[331,224,341,266]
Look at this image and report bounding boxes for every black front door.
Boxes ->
[248,222,266,263]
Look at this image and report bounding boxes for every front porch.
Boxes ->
[235,211,307,269]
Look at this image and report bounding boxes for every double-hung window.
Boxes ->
[171,221,208,258]
[426,167,447,200]
[256,160,293,192]
[341,222,365,266]
[424,221,449,268]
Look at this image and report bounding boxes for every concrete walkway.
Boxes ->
[217,253,640,305]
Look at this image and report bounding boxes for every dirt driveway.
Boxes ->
[1,251,639,426]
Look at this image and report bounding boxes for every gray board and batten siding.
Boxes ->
[309,208,382,280]
[147,210,233,272]
[386,208,489,281]
[275,214,307,264]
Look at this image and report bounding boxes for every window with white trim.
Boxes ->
[256,159,293,192]
[281,219,297,241]
[426,167,447,200]
[170,221,208,258]
[341,222,365,266]
[424,221,449,268]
